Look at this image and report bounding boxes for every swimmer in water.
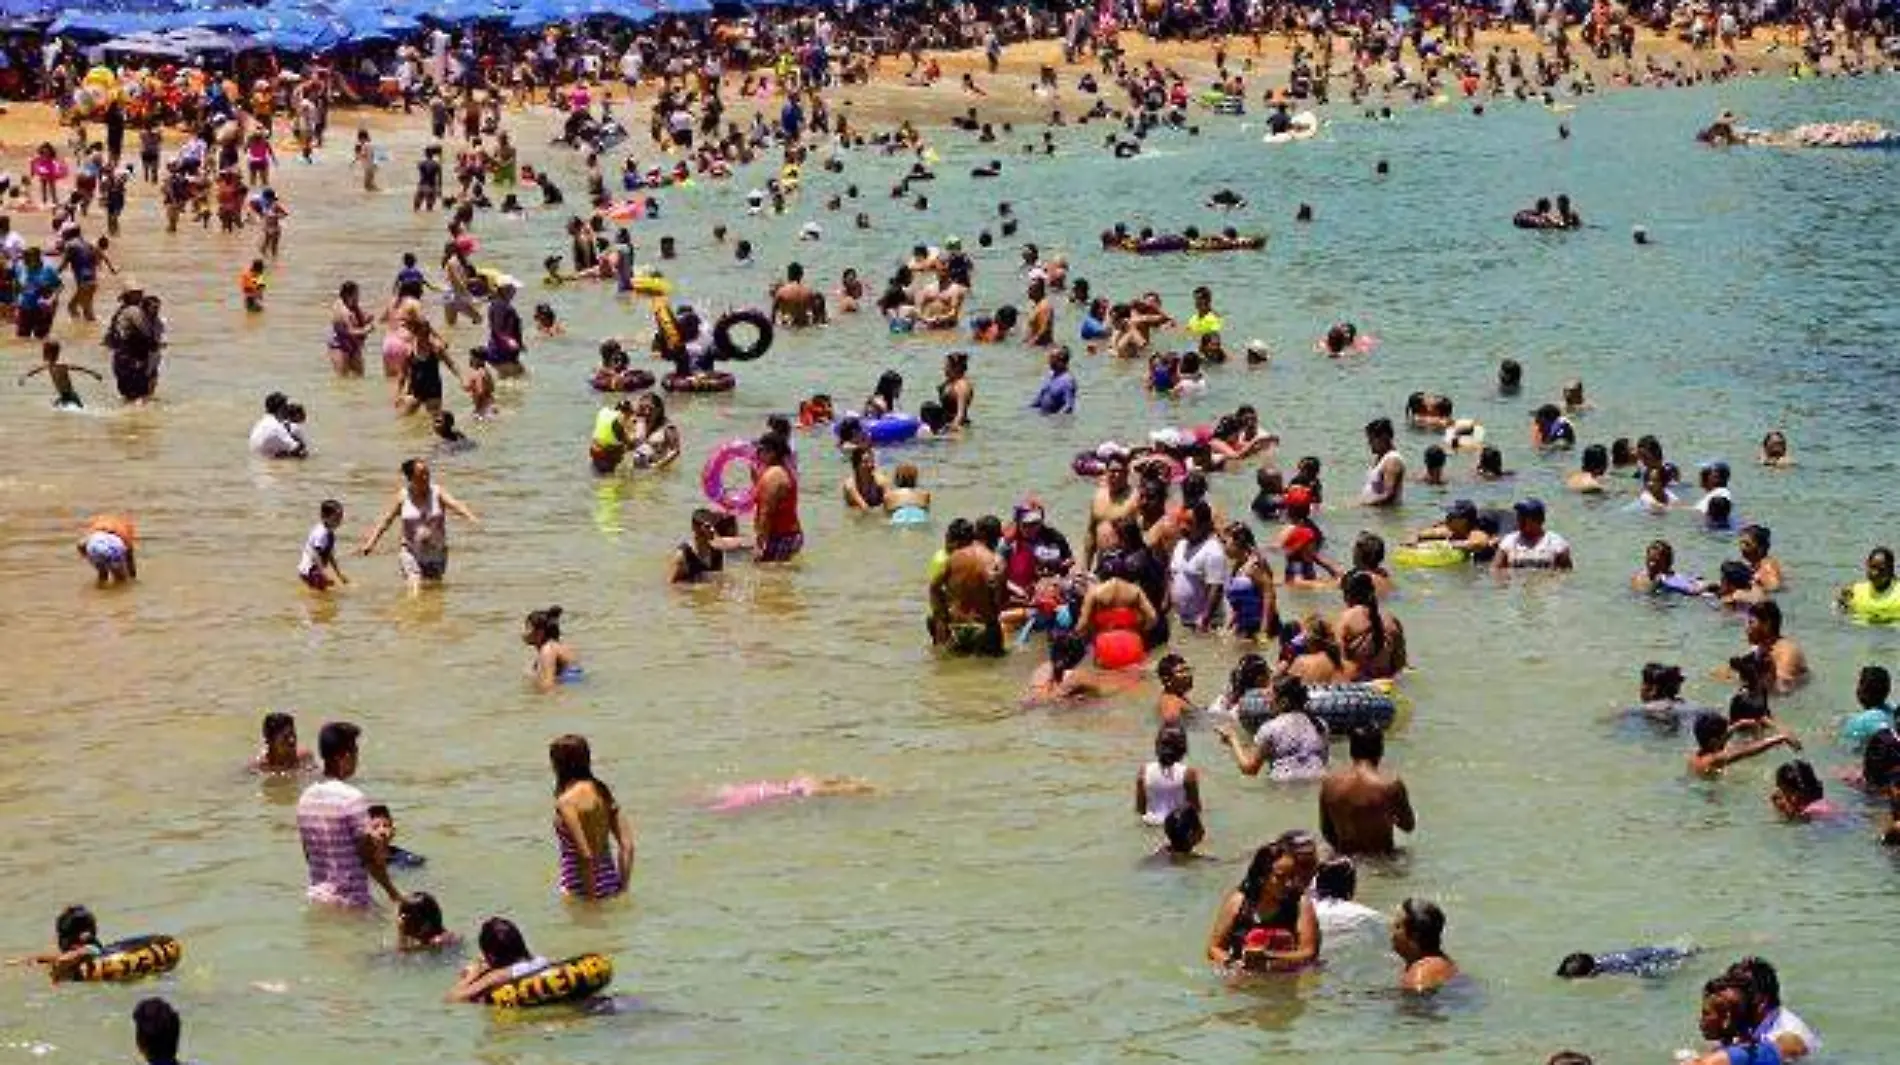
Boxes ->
[1151,805,1209,863]
[1556,943,1698,978]
[707,775,875,811]
[1155,653,1197,727]
[397,891,459,951]
[77,513,138,586]
[1567,444,1610,493]
[1758,430,1793,469]
[252,711,317,773]
[1135,725,1201,826]
[14,904,106,980]
[1205,189,1247,209]
[883,463,931,521]
[1391,899,1458,993]
[1769,760,1840,821]
[1027,632,1138,704]
[446,917,549,1003]
[1205,835,1321,974]
[1313,857,1384,935]
[17,341,101,408]
[1688,711,1801,777]
[523,606,579,691]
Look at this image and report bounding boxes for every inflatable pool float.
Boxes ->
[1393,543,1468,569]
[663,371,735,394]
[589,368,655,393]
[485,954,614,1009]
[838,413,921,446]
[712,309,773,362]
[1093,629,1145,670]
[72,936,183,983]
[1307,684,1399,733]
[1263,111,1319,144]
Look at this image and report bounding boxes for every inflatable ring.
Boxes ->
[630,276,672,297]
[663,371,735,394]
[702,439,761,512]
[652,300,683,354]
[712,309,774,362]
[1093,629,1145,670]
[1305,684,1398,733]
[589,368,655,393]
[1392,543,1468,569]
[1072,452,1107,478]
[485,953,614,1009]
[837,414,920,446]
[74,936,183,983]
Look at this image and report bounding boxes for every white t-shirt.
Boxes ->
[1362,449,1405,504]
[1496,529,1571,569]
[299,522,334,578]
[249,414,304,458]
[1695,486,1733,514]
[1,230,25,265]
[1170,537,1231,624]
[1756,1007,1821,1055]
[1314,897,1384,936]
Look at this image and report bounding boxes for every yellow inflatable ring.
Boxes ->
[75,936,182,983]
[1393,543,1468,569]
[631,275,672,296]
[486,953,614,1009]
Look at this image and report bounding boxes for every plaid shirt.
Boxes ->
[296,779,370,907]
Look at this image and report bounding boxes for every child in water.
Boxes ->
[1149,805,1209,863]
[1556,942,1697,978]
[18,341,101,409]
[15,905,105,979]
[464,349,496,420]
[368,804,425,868]
[252,711,317,773]
[1156,653,1197,726]
[298,499,348,591]
[1313,857,1384,934]
[397,892,458,951]
[1769,759,1840,821]
[239,259,268,312]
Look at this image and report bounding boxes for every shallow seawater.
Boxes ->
[2,74,1898,1065]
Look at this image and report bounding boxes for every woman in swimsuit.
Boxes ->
[1221,523,1279,642]
[380,291,422,380]
[360,458,479,592]
[327,281,374,376]
[548,735,632,899]
[842,446,888,511]
[884,463,932,522]
[523,606,580,691]
[1205,835,1321,973]
[1336,569,1407,681]
[672,508,745,584]
[1391,899,1458,993]
[937,351,974,430]
[395,316,459,417]
[1284,615,1347,685]
[629,392,682,469]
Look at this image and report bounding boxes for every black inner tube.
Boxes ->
[713,309,774,362]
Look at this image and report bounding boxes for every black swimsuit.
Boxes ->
[677,542,723,580]
[1223,889,1301,962]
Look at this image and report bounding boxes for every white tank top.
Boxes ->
[1141,761,1188,825]
[401,486,446,557]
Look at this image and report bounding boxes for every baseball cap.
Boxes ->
[1015,504,1045,524]
[1445,499,1478,524]
[1513,498,1547,520]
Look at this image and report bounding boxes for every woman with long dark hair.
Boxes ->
[1337,569,1406,681]
[1205,835,1321,973]
[549,735,634,900]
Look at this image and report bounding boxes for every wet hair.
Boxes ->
[1726,956,1781,1008]
[1348,724,1385,764]
[1748,600,1783,638]
[1364,417,1394,441]
[1398,898,1446,956]
[1692,711,1730,753]
[1546,1053,1595,1065]
[262,711,296,742]
[57,904,98,951]
[1226,653,1271,702]
[1610,438,1635,466]
[944,517,975,549]
[1700,973,1762,1043]
[1163,805,1204,853]
[398,892,446,940]
[317,721,360,770]
[1157,653,1189,687]
[1341,570,1386,659]
[1498,359,1523,390]
[873,370,904,404]
[893,463,919,489]
[1775,759,1824,806]
[1859,665,1892,708]
[1641,663,1684,699]
[1705,495,1733,526]
[1580,444,1608,475]
[1236,840,1288,905]
[525,605,564,642]
[1477,446,1506,477]
[1352,533,1386,571]
[549,734,617,812]
[1048,631,1088,683]
[1556,952,1599,977]
[1423,444,1447,470]
[1154,724,1188,767]
[133,998,181,1064]
[1740,524,1771,552]
[477,917,531,968]
[1314,857,1357,901]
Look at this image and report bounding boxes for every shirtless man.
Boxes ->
[1085,453,1139,570]
[1738,600,1809,694]
[1137,474,1180,559]
[930,518,1005,656]
[771,262,827,327]
[1319,726,1415,855]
